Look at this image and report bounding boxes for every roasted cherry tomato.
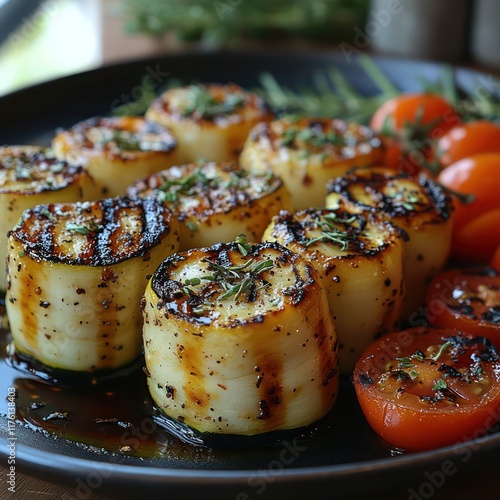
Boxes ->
[452,208,500,263]
[438,153,500,262]
[354,327,500,452]
[437,120,500,169]
[491,246,500,272]
[371,94,461,175]
[425,268,500,342]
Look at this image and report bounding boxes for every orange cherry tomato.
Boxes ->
[371,94,461,175]
[437,121,500,169]
[452,208,500,262]
[438,153,500,228]
[438,153,500,262]
[425,268,500,342]
[354,327,500,452]
[492,246,500,272]
[371,94,460,134]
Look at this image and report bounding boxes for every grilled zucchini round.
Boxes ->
[127,161,292,251]
[146,83,273,163]
[263,208,405,373]
[326,167,454,319]
[143,238,339,435]
[52,116,179,197]
[240,117,383,211]
[0,146,94,291]
[6,196,179,373]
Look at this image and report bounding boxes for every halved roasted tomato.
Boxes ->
[354,327,500,452]
[425,268,500,342]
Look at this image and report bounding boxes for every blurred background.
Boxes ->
[0,0,498,97]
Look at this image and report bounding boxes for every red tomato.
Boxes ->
[438,121,500,169]
[439,153,500,228]
[492,246,500,272]
[354,327,500,452]
[438,153,500,262]
[425,268,500,342]
[452,208,500,262]
[371,94,460,134]
[371,94,461,175]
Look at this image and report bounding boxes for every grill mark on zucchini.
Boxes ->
[9,197,173,266]
[148,83,270,125]
[268,208,397,257]
[247,117,382,161]
[127,162,284,221]
[152,240,317,325]
[55,116,177,160]
[327,168,452,220]
[0,146,88,194]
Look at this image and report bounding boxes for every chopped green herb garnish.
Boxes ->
[186,220,199,232]
[432,379,448,391]
[181,236,273,303]
[192,300,214,316]
[15,165,33,180]
[430,341,452,362]
[18,250,25,257]
[65,221,100,235]
[40,209,57,222]
[391,370,412,381]
[109,130,142,151]
[471,364,483,377]
[396,350,425,368]
[185,277,201,286]
[305,212,360,251]
[156,168,217,206]
[181,85,245,119]
[50,162,65,173]
[235,234,252,256]
[280,126,345,149]
[386,189,421,211]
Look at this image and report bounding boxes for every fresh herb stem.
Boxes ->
[183,236,273,303]
[430,341,453,362]
[305,213,360,251]
[358,54,400,97]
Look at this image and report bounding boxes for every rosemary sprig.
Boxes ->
[110,53,500,126]
[183,236,273,303]
[305,213,360,251]
[196,257,274,301]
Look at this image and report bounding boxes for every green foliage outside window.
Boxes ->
[120,0,370,45]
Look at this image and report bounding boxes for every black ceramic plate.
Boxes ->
[0,50,499,499]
